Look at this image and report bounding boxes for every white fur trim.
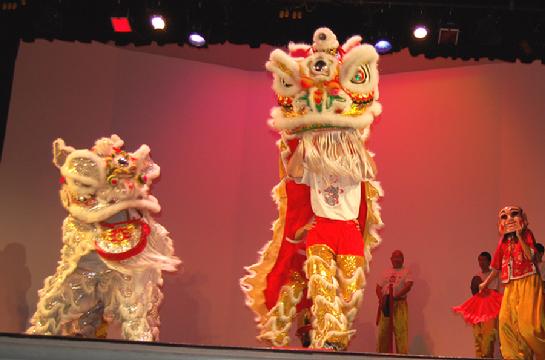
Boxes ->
[341,35,363,53]
[93,135,123,157]
[269,101,382,131]
[68,196,161,224]
[133,144,161,182]
[62,171,100,189]
[52,138,76,169]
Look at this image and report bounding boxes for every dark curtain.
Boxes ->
[0,13,20,161]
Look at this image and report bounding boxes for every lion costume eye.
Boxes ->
[117,157,129,166]
[281,78,293,88]
[351,65,370,84]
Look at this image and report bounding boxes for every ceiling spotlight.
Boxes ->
[111,17,132,33]
[413,25,428,39]
[374,39,392,54]
[188,32,206,47]
[150,14,166,30]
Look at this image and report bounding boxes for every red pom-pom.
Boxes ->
[289,48,311,58]
[59,176,66,184]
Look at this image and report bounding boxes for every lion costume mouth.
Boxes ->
[286,124,349,135]
[66,194,161,224]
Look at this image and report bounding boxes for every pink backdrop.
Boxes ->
[0,40,544,357]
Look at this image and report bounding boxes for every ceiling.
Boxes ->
[3,0,545,64]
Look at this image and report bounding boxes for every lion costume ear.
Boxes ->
[52,138,75,169]
[132,144,161,182]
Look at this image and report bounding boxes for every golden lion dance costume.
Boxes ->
[27,135,180,341]
[483,206,545,359]
[241,28,383,350]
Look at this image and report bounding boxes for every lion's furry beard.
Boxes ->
[299,129,366,183]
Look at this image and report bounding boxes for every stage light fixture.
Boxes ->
[413,25,428,39]
[111,17,132,33]
[374,39,392,54]
[110,0,132,33]
[150,14,166,30]
[438,9,459,46]
[438,27,459,45]
[188,32,206,47]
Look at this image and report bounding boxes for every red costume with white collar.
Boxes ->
[492,230,537,283]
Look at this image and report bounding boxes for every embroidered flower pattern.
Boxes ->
[109,227,133,243]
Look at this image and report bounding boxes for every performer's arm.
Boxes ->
[294,217,315,240]
[470,276,482,295]
[517,230,534,261]
[394,281,413,300]
[479,268,499,292]
[286,144,304,178]
[376,284,382,299]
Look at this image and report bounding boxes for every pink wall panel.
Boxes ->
[1,40,544,357]
[0,40,117,332]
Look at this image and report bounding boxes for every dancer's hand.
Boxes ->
[294,218,316,240]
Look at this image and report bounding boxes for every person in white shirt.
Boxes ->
[376,250,413,354]
[477,251,500,292]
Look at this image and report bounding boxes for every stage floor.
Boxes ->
[0,333,479,360]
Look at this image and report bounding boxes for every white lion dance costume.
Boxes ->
[27,135,180,341]
[241,28,383,350]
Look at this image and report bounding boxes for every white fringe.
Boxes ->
[301,129,366,183]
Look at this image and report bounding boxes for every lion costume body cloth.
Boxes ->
[240,28,384,350]
[27,135,180,341]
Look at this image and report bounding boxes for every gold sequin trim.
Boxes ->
[337,255,364,277]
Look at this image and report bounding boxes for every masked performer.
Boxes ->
[27,135,180,341]
[241,27,383,350]
[480,206,545,359]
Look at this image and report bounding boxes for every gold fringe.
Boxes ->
[240,140,291,325]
